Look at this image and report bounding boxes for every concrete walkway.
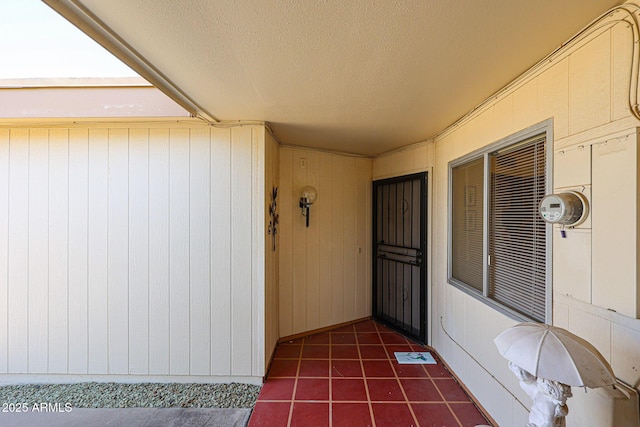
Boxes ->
[0,408,251,427]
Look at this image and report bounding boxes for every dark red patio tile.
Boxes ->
[359,345,388,360]
[362,360,395,377]
[375,323,397,333]
[392,361,430,378]
[268,359,299,377]
[411,343,428,351]
[280,337,304,345]
[366,379,405,401]
[247,402,291,426]
[274,344,301,359]
[412,403,459,426]
[425,362,453,378]
[354,321,378,332]
[332,402,373,427]
[332,345,359,359]
[450,402,491,426]
[385,344,414,354]
[381,333,410,344]
[433,378,471,402]
[331,360,363,377]
[332,332,357,345]
[357,332,382,344]
[290,402,329,427]
[295,378,329,401]
[400,379,442,401]
[370,403,416,427]
[332,324,356,333]
[302,344,329,359]
[332,378,368,401]
[305,333,330,345]
[256,320,490,427]
[299,359,329,377]
[258,377,296,400]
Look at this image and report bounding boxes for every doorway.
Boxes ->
[373,172,427,343]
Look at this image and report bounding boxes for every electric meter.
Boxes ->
[539,191,588,226]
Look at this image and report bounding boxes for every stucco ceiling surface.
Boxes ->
[60,0,621,155]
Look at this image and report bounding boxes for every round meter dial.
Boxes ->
[539,191,588,226]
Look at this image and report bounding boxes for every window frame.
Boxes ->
[447,119,553,323]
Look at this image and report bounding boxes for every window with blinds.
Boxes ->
[448,122,551,323]
[451,158,484,292]
[489,136,547,322]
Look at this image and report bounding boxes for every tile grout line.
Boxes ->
[414,341,432,380]
[260,399,472,404]
[428,358,464,427]
[328,331,333,427]
[382,326,467,426]
[426,348,473,426]
[268,321,486,426]
[377,324,421,427]
[286,337,304,427]
[357,323,378,427]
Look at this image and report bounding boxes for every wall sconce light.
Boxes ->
[299,185,318,227]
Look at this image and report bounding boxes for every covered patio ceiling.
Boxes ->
[45,0,623,156]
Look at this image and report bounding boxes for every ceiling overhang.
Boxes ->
[44,0,624,155]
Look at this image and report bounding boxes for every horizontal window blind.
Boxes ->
[488,135,546,322]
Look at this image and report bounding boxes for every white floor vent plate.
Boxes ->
[394,352,436,364]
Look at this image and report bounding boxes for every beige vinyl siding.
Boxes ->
[278,147,372,337]
[432,14,640,427]
[148,128,171,375]
[250,127,266,377]
[0,124,266,382]
[372,141,433,181]
[373,7,640,427]
[68,129,89,374]
[264,131,280,367]
[591,135,640,318]
[8,128,29,373]
[128,128,150,375]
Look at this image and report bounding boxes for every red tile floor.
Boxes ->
[248,319,492,427]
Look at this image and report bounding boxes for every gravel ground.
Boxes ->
[0,383,261,409]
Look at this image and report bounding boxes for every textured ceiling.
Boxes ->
[50,0,622,155]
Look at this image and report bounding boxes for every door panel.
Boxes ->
[373,173,427,343]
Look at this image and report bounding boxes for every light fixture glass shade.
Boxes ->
[300,185,318,204]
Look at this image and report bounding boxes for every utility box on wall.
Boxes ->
[552,146,592,304]
[591,130,640,319]
[553,228,591,303]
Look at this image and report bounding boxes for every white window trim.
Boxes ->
[447,119,553,324]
